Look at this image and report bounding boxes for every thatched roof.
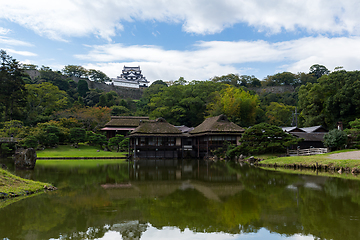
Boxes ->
[130,118,183,137]
[190,115,245,136]
[105,116,149,127]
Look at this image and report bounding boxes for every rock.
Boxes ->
[44,185,58,191]
[351,167,360,174]
[338,168,343,174]
[13,148,37,170]
[247,156,256,164]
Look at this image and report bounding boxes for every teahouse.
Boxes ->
[189,115,245,158]
[129,118,184,159]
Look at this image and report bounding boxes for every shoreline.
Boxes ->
[255,150,360,174]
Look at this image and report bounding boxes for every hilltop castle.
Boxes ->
[108,66,149,88]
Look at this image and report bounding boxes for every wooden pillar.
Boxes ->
[207,135,209,157]
[197,138,200,158]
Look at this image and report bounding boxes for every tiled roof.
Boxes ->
[190,115,245,135]
[300,126,327,133]
[281,127,305,133]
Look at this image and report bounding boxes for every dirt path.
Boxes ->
[327,151,360,160]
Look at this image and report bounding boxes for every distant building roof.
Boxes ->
[300,126,327,133]
[190,115,245,136]
[130,118,183,137]
[104,116,149,128]
[281,127,305,133]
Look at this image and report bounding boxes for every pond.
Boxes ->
[0,158,360,240]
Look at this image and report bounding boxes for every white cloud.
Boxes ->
[0,27,11,35]
[5,48,37,57]
[0,36,33,47]
[1,0,360,40]
[77,36,360,81]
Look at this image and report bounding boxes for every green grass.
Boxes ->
[258,149,360,169]
[36,144,127,158]
[261,166,360,181]
[0,169,50,197]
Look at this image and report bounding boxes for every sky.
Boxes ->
[1,0,360,83]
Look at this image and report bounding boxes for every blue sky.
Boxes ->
[1,0,360,83]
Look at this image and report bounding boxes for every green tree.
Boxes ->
[98,94,107,107]
[323,129,347,151]
[309,64,329,79]
[346,118,360,147]
[263,72,298,86]
[25,82,69,124]
[298,70,360,128]
[265,102,295,126]
[0,50,27,121]
[62,65,87,78]
[88,133,107,149]
[88,69,110,83]
[111,106,130,116]
[236,123,301,155]
[108,134,125,152]
[77,79,89,97]
[208,86,259,127]
[22,64,38,70]
[70,127,86,146]
[211,73,241,87]
[22,136,38,149]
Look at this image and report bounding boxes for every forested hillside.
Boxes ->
[1,50,360,154]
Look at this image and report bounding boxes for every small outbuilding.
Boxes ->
[101,116,149,139]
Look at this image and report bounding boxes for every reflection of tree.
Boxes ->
[111,221,147,240]
[2,163,360,240]
[143,188,261,234]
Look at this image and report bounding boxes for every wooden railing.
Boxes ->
[0,137,21,143]
[287,148,328,156]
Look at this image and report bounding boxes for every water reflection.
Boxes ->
[0,158,360,240]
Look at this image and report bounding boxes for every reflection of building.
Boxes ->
[108,66,149,88]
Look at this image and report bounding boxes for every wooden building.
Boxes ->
[282,125,328,149]
[101,116,149,139]
[129,118,184,159]
[189,115,245,158]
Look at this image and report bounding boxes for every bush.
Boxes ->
[323,129,347,151]
[22,136,38,149]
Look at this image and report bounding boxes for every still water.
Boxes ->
[0,158,360,240]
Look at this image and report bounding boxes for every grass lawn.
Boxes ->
[0,168,50,198]
[36,144,127,158]
[260,166,360,181]
[258,149,360,169]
